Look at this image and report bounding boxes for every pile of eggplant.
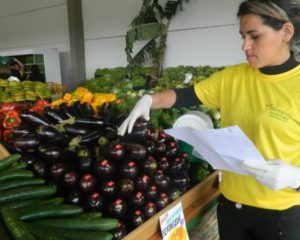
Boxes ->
[9,101,191,238]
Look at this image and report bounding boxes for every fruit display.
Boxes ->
[0,99,212,238]
[0,153,118,240]
[0,80,51,102]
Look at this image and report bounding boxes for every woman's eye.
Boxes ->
[251,35,259,40]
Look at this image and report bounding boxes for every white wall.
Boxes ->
[0,0,245,82]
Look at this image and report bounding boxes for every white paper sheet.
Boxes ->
[164,125,266,175]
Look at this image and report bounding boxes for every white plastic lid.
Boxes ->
[173,111,213,130]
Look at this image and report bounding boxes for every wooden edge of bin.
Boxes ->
[0,144,10,159]
[124,171,220,240]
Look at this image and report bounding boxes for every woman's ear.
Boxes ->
[282,22,294,42]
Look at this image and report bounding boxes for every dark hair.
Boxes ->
[237,0,300,54]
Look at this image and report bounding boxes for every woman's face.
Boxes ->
[239,13,291,69]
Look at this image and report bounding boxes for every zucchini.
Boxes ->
[30,226,65,240]
[4,199,47,210]
[0,185,56,204]
[1,207,35,240]
[33,217,118,231]
[0,178,45,191]
[0,154,21,172]
[28,223,113,240]
[6,162,28,172]
[18,204,83,221]
[0,170,34,183]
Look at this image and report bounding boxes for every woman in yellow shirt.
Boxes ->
[119,0,300,239]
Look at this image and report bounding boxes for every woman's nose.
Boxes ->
[242,39,251,51]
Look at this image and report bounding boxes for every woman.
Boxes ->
[118,0,300,239]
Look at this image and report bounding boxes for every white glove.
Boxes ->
[118,94,152,136]
[241,160,300,190]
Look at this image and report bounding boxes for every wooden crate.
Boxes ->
[124,171,220,240]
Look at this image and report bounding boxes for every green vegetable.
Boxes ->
[1,207,35,240]
[0,185,56,204]
[32,217,118,231]
[0,178,45,191]
[18,204,83,221]
[0,154,21,172]
[0,170,34,183]
[28,223,113,240]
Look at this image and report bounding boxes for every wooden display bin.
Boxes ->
[124,171,220,240]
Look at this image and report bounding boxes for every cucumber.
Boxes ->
[6,162,28,172]
[4,199,47,210]
[33,217,118,231]
[0,185,56,204]
[0,170,34,183]
[0,217,12,240]
[0,154,21,172]
[30,226,65,240]
[28,223,113,240]
[1,207,35,240]
[78,212,102,219]
[0,178,45,191]
[19,197,65,212]
[18,204,83,221]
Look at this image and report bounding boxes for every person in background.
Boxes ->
[118,0,300,239]
[0,65,12,80]
[9,57,24,81]
[26,64,45,82]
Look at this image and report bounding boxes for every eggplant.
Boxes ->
[50,162,70,183]
[63,123,94,136]
[145,185,158,200]
[20,109,52,127]
[76,156,94,173]
[157,156,169,172]
[74,116,107,129]
[155,175,170,191]
[111,222,127,240]
[145,140,156,156]
[98,102,113,119]
[84,192,105,211]
[131,191,145,208]
[103,124,118,141]
[117,179,135,198]
[155,192,170,211]
[43,106,68,124]
[14,133,40,152]
[36,124,69,145]
[168,157,186,176]
[135,174,151,191]
[12,125,34,138]
[128,210,145,229]
[119,160,138,179]
[100,180,117,198]
[65,188,82,205]
[77,130,103,146]
[79,174,97,193]
[125,142,147,160]
[103,142,125,161]
[73,101,95,116]
[165,140,180,158]
[141,156,157,176]
[171,172,190,191]
[154,142,166,157]
[38,143,68,164]
[32,160,48,178]
[168,187,181,201]
[108,198,127,219]
[143,202,157,220]
[94,158,115,179]
[58,102,79,118]
[21,153,38,170]
[63,171,79,189]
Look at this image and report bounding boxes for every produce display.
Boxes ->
[0,98,211,239]
[0,80,51,102]
[0,153,118,240]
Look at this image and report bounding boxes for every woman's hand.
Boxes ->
[118,95,152,136]
[241,159,300,190]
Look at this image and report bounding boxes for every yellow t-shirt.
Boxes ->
[194,63,300,210]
